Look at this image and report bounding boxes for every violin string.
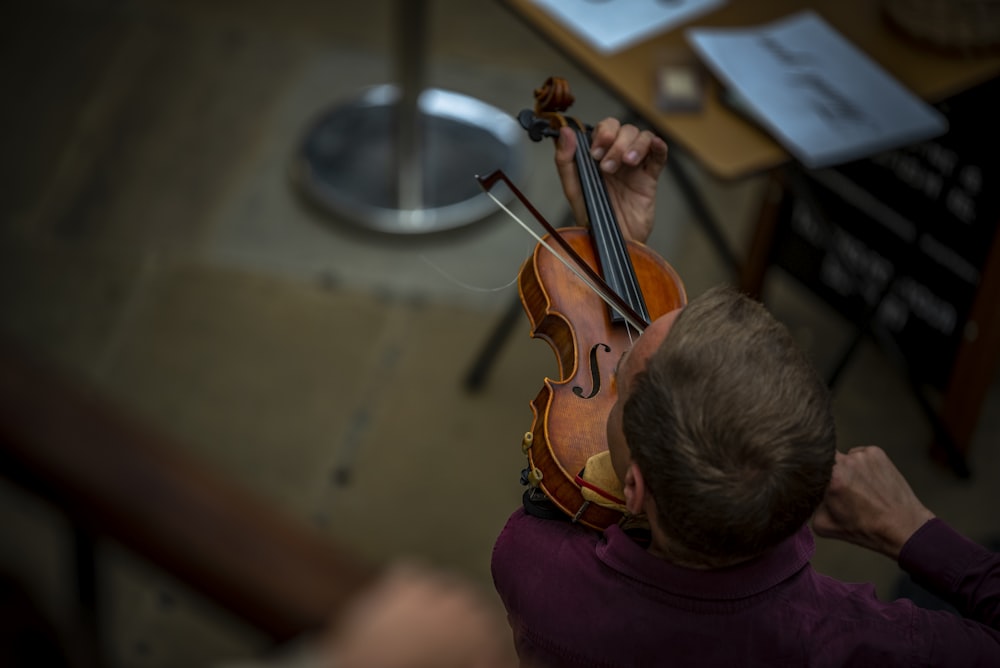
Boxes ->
[417,254,519,293]
[482,190,646,332]
[478,169,649,331]
[579,144,620,293]
[576,130,649,322]
[578,133,621,280]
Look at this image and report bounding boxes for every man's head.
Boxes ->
[607,285,836,567]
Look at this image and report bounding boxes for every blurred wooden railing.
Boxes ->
[0,336,377,649]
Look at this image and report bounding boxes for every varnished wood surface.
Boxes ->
[517,229,686,528]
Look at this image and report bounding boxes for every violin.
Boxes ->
[483,77,687,530]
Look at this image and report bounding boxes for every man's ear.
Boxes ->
[622,461,647,516]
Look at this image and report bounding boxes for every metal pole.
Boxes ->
[395,0,426,211]
[294,0,523,234]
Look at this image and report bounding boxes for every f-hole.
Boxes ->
[573,343,611,399]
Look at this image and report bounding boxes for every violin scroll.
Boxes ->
[533,77,575,115]
[518,76,589,142]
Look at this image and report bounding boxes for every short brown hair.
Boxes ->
[622,285,835,565]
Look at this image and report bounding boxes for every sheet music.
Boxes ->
[686,11,948,169]
[529,0,727,54]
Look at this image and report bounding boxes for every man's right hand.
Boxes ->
[811,446,936,560]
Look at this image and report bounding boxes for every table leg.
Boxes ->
[937,222,1000,467]
[666,153,743,277]
[739,168,787,298]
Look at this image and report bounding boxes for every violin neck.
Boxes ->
[573,128,651,326]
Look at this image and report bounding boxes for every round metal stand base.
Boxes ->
[296,85,523,235]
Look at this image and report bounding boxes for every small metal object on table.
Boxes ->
[295,0,524,235]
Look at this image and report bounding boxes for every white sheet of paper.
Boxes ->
[686,11,948,169]
[530,0,727,54]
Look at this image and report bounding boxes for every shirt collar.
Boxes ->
[597,523,815,600]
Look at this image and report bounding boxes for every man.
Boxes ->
[491,118,1000,666]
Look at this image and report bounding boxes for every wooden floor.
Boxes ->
[1,1,998,666]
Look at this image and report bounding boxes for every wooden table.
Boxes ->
[502,0,1000,471]
[503,0,1000,180]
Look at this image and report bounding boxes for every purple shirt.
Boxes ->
[492,509,1000,667]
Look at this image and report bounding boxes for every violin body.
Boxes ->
[477,76,688,530]
[519,227,686,529]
